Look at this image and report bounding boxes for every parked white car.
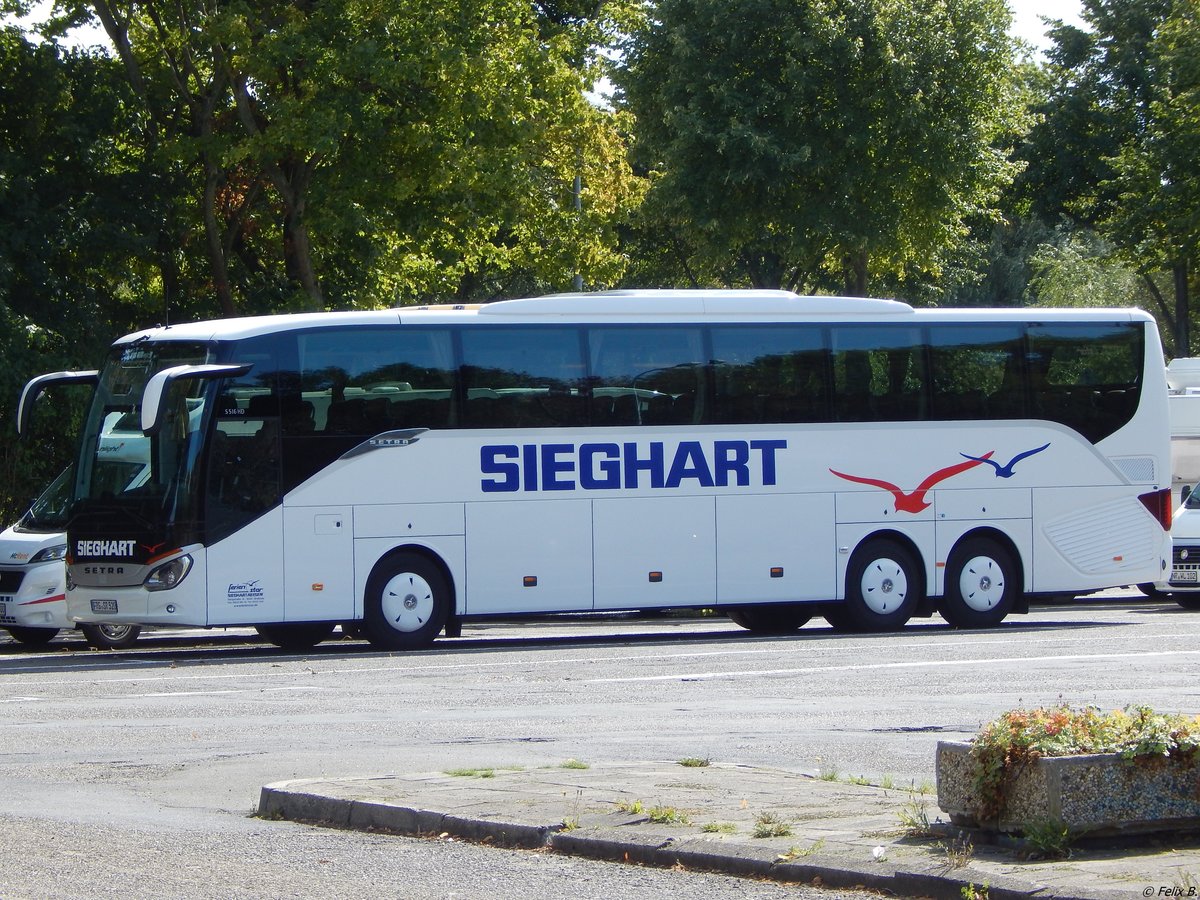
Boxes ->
[0,468,141,649]
[1146,486,1200,609]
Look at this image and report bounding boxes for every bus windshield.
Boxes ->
[74,341,212,529]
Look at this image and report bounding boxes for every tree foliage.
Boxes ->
[617,0,1023,295]
[1019,0,1200,354]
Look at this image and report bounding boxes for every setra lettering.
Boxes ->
[481,439,786,493]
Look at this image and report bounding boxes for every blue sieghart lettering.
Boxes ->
[480,440,786,493]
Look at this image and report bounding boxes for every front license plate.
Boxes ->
[90,599,118,614]
[1172,570,1199,583]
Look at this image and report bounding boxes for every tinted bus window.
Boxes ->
[588,326,706,425]
[929,325,1026,421]
[709,326,829,423]
[831,326,928,422]
[460,327,588,428]
[1026,322,1142,442]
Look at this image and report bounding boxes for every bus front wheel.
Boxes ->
[727,605,811,634]
[1175,594,1200,611]
[81,623,141,650]
[364,553,450,651]
[833,538,920,632]
[939,538,1016,629]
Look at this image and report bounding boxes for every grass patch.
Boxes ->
[701,821,737,834]
[897,792,934,838]
[752,812,794,839]
[615,798,645,815]
[678,756,711,768]
[647,805,692,826]
[560,758,589,770]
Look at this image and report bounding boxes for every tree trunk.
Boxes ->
[842,249,868,297]
[1174,260,1190,358]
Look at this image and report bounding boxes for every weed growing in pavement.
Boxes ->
[752,812,794,839]
[700,822,736,834]
[897,791,934,838]
[847,774,870,786]
[647,805,692,826]
[960,882,989,900]
[880,774,896,790]
[445,767,496,778]
[1020,818,1072,859]
[937,834,974,868]
[615,799,645,815]
[678,756,711,768]
[776,838,826,861]
[817,760,840,782]
[560,758,589,770]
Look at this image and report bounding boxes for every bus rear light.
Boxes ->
[1138,488,1172,530]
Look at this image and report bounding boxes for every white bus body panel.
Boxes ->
[466,500,593,613]
[715,493,835,604]
[593,496,716,609]
[283,506,353,621]
[206,509,284,624]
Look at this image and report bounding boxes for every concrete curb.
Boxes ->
[257,769,1192,900]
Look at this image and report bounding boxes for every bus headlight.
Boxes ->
[30,544,68,563]
[144,555,193,592]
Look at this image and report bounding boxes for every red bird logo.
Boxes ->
[829,452,994,513]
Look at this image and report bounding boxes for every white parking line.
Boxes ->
[583,648,1200,683]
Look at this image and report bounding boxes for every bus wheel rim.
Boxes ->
[958,555,1004,612]
[860,557,908,615]
[381,571,435,633]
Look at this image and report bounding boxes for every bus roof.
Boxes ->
[113,290,1157,345]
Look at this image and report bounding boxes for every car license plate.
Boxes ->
[1172,570,1198,583]
[90,599,118,614]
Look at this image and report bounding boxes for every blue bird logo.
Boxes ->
[960,443,1050,478]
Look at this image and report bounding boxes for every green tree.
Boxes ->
[1019,0,1200,355]
[617,0,1022,296]
[28,0,640,314]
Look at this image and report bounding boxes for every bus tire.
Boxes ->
[1174,594,1200,611]
[727,605,811,634]
[81,623,142,650]
[364,552,450,651]
[838,538,921,632]
[939,538,1017,629]
[7,626,59,646]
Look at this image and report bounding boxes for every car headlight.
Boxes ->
[30,544,68,563]
[144,555,193,592]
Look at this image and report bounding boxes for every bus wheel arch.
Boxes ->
[939,529,1023,629]
[828,531,924,632]
[363,546,454,651]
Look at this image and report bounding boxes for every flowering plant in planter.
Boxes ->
[969,705,1200,821]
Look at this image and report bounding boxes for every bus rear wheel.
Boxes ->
[254,623,335,651]
[81,623,141,650]
[939,538,1016,629]
[7,626,58,646]
[364,552,449,651]
[727,605,811,634]
[833,538,921,632]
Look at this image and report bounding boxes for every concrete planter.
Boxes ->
[936,740,1200,836]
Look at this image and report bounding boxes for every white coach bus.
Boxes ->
[18,290,1173,650]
